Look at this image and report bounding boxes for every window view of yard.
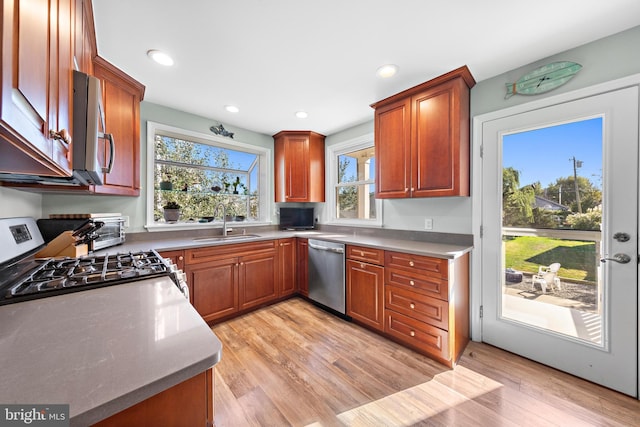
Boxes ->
[502,118,603,320]
[153,133,262,224]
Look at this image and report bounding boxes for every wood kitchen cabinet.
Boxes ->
[297,238,309,297]
[185,241,278,323]
[278,238,297,297]
[274,131,325,202]
[74,0,96,76]
[346,245,385,331]
[384,251,469,367]
[158,250,190,302]
[92,368,214,427]
[91,57,144,196]
[372,66,475,199]
[0,0,73,178]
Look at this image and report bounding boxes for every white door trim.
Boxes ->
[470,72,640,395]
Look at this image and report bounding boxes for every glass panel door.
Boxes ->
[481,87,638,396]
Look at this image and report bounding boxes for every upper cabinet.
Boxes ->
[0,0,144,196]
[91,57,144,196]
[273,131,325,203]
[372,66,475,199]
[0,0,74,178]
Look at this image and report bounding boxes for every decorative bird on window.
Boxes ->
[210,124,234,139]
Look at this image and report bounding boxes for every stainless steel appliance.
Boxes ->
[37,216,125,251]
[0,217,187,306]
[308,239,346,315]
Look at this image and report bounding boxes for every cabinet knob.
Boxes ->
[411,187,415,191]
[405,188,409,192]
[178,256,183,260]
[360,251,364,256]
[410,303,415,309]
[410,330,416,337]
[409,280,415,286]
[360,263,365,269]
[409,261,414,267]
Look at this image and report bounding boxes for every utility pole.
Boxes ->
[570,156,583,213]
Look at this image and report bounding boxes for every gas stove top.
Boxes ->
[0,218,188,306]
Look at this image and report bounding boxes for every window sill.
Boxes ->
[145,221,272,232]
[326,219,382,228]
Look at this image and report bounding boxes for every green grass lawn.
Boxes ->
[504,236,596,282]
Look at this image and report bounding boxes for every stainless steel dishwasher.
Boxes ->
[308,239,346,315]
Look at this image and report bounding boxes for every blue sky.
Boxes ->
[502,117,603,189]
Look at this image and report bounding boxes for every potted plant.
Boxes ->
[163,201,181,223]
[232,176,242,194]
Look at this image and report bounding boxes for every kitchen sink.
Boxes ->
[193,234,262,242]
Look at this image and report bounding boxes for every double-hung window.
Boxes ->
[326,133,381,226]
[146,122,270,229]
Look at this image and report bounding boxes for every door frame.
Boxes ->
[471,72,640,396]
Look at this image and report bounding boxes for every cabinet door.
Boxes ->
[278,238,296,297]
[374,98,411,198]
[297,239,309,296]
[0,0,71,177]
[284,135,310,201]
[346,259,385,331]
[411,78,469,197]
[158,250,189,302]
[239,251,278,310]
[274,131,325,202]
[187,257,238,323]
[92,57,144,196]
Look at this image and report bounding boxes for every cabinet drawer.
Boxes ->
[186,240,277,264]
[346,245,384,265]
[385,267,449,301]
[385,285,448,330]
[385,310,449,361]
[385,251,448,279]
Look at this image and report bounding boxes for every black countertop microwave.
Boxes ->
[279,207,315,230]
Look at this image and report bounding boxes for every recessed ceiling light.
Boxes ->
[295,111,308,119]
[225,105,239,113]
[147,50,174,66]
[376,64,398,78]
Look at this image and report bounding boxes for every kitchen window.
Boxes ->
[146,121,270,229]
[326,133,381,226]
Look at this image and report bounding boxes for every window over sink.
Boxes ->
[326,133,381,226]
[146,122,271,230]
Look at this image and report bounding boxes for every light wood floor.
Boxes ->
[212,298,640,427]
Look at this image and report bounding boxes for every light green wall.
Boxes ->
[326,25,640,234]
[41,102,273,232]
[0,187,42,219]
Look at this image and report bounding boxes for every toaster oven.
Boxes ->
[37,217,125,252]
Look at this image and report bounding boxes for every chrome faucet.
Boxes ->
[213,202,228,236]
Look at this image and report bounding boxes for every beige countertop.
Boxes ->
[100,229,472,259]
[0,277,222,427]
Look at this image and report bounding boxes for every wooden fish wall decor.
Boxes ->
[505,61,582,99]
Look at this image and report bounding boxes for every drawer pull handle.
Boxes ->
[409,261,414,267]
[409,280,415,286]
[410,303,415,309]
[360,251,364,256]
[410,330,415,337]
[360,263,365,269]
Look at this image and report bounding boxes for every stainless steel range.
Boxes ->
[0,217,188,305]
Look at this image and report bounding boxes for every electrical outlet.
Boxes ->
[123,215,130,228]
[424,218,433,230]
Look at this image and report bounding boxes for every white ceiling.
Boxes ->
[92,0,640,137]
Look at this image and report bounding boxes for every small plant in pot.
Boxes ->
[163,201,181,223]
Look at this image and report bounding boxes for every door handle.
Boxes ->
[600,253,631,264]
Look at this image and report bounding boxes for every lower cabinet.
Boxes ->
[346,245,385,331]
[278,238,297,297]
[184,241,278,323]
[92,368,214,427]
[296,238,309,297]
[384,251,469,367]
